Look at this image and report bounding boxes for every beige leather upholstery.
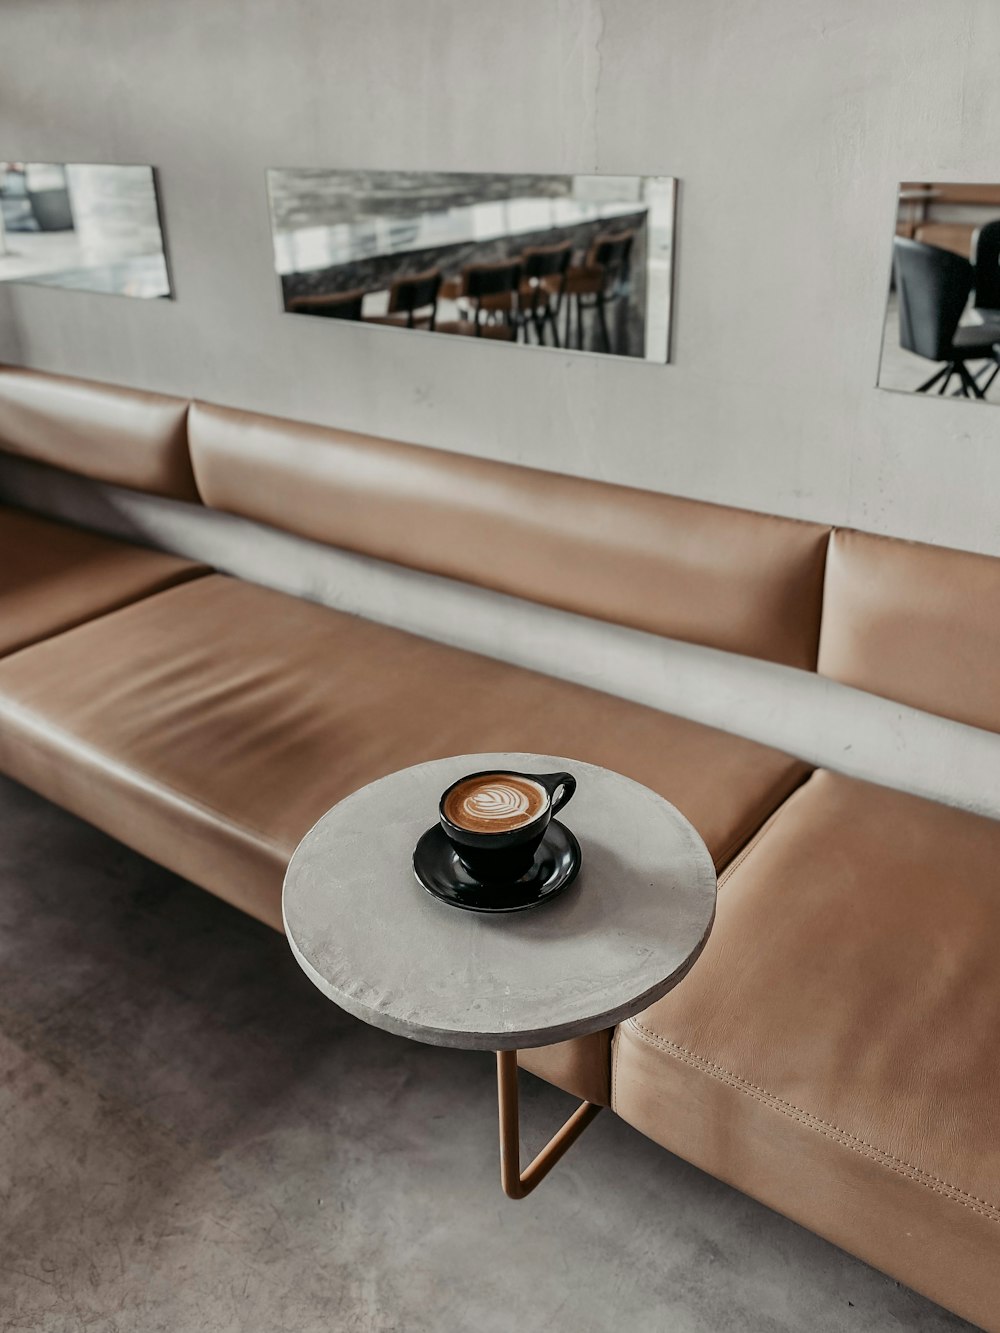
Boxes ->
[819,527,1000,733]
[0,573,808,1101]
[0,505,206,657]
[0,366,198,501]
[187,402,830,669]
[613,771,1000,1332]
[516,1032,613,1108]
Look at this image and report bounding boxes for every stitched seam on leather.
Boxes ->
[612,799,786,1112]
[717,808,784,889]
[712,765,813,875]
[611,1027,619,1110]
[625,1022,1000,1223]
[713,806,776,875]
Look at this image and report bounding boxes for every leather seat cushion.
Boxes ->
[0,574,808,1104]
[612,771,1000,1332]
[0,506,207,658]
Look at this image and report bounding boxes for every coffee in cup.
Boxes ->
[442,773,548,833]
[439,768,577,883]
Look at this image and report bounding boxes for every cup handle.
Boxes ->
[537,771,577,815]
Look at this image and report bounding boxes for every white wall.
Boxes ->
[1,0,999,557]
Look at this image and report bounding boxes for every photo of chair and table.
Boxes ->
[879,182,1000,400]
[268,170,676,361]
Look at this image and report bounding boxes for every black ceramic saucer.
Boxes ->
[413,819,582,914]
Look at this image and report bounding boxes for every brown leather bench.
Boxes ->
[0,372,822,1107]
[0,366,996,1329]
[615,531,1000,1331]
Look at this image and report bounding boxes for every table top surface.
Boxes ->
[282,752,717,1051]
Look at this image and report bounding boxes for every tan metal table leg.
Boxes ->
[496,1049,603,1200]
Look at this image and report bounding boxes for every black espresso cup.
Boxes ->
[439,768,577,884]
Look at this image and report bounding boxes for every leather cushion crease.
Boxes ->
[186,401,830,670]
[0,365,199,501]
[819,526,1000,734]
[0,505,208,657]
[612,770,1000,1333]
[0,573,809,1103]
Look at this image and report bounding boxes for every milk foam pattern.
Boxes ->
[462,782,532,822]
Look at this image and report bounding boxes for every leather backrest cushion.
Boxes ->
[818,528,1000,733]
[0,366,198,501]
[188,401,830,668]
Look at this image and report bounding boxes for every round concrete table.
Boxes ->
[283,752,717,1199]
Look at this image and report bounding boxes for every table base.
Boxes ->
[496,1050,603,1200]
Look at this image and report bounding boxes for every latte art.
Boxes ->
[443,773,547,833]
[462,782,531,823]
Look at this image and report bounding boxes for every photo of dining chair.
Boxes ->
[893,237,1000,398]
[287,288,366,320]
[963,219,1000,393]
[972,219,1000,314]
[518,241,573,346]
[560,229,635,353]
[436,258,522,339]
[365,267,442,331]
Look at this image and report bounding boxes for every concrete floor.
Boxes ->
[0,774,975,1333]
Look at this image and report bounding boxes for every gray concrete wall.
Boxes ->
[0,0,998,557]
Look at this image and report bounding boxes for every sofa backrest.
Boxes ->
[186,401,830,669]
[818,528,1000,734]
[0,366,198,501]
[5,366,999,743]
